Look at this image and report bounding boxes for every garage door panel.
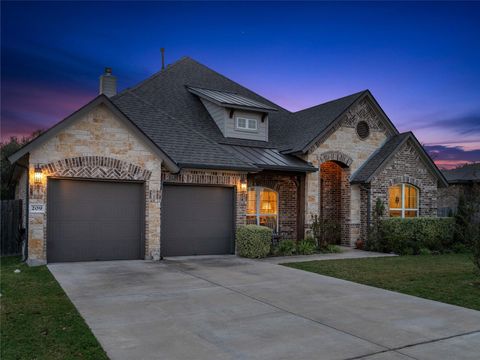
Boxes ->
[47,179,143,262]
[161,185,234,256]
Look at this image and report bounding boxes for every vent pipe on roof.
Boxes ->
[161,48,165,70]
[99,67,117,97]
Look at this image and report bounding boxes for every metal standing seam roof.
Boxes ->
[187,86,278,112]
[223,145,316,172]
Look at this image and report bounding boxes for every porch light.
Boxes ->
[240,180,247,191]
[34,165,44,185]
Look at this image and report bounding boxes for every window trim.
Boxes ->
[247,186,279,232]
[235,116,258,132]
[389,183,419,218]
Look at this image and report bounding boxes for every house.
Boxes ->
[437,163,480,220]
[9,57,447,265]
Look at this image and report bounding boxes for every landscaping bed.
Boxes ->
[284,253,480,311]
[0,256,107,360]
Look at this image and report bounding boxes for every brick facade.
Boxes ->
[359,139,439,241]
[248,172,299,240]
[304,97,390,246]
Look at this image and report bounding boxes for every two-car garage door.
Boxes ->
[47,180,234,262]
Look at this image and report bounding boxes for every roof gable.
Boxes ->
[8,95,180,172]
[351,132,448,187]
[281,91,399,154]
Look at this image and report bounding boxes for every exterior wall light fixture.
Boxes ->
[34,165,44,185]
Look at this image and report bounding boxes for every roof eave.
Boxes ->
[8,95,180,173]
[299,90,399,154]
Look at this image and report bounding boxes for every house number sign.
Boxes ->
[30,204,45,213]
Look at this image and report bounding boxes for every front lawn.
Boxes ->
[0,256,108,360]
[284,253,480,311]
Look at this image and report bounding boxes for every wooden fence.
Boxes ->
[1,200,23,256]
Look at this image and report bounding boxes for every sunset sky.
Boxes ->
[1,1,479,169]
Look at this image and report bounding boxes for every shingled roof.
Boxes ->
[9,56,418,175]
[351,132,448,187]
[442,163,480,183]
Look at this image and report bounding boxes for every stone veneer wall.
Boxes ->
[15,169,28,228]
[362,139,439,239]
[304,97,390,246]
[26,104,163,265]
[161,169,248,233]
[248,172,298,240]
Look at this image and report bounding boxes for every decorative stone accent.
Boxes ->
[317,151,353,167]
[41,156,152,181]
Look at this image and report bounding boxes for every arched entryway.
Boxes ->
[318,152,352,246]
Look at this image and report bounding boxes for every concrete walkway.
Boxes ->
[49,256,480,360]
[261,247,396,264]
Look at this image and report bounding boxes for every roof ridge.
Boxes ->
[122,90,256,169]
[115,56,192,97]
[183,57,291,113]
[294,90,367,115]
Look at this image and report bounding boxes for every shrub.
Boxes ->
[277,239,296,256]
[322,244,342,253]
[236,225,272,258]
[366,217,455,255]
[296,240,316,255]
[418,247,432,256]
[472,226,480,273]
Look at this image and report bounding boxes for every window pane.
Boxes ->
[404,185,418,209]
[389,185,402,209]
[260,189,277,214]
[405,210,418,218]
[389,210,402,217]
[237,118,246,128]
[247,189,256,214]
[247,119,257,130]
[259,215,277,231]
[246,215,257,225]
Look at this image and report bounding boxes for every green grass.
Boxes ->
[284,253,480,311]
[0,257,108,360]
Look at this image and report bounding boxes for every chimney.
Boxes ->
[99,67,117,97]
[160,48,165,70]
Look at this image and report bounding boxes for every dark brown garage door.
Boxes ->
[47,179,144,262]
[161,185,234,256]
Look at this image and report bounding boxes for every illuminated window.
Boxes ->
[389,184,418,218]
[246,187,278,231]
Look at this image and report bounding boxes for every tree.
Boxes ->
[0,130,43,199]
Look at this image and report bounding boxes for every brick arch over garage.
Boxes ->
[40,156,152,180]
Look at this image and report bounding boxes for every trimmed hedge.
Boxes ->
[236,225,272,258]
[366,217,455,255]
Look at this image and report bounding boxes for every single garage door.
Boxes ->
[47,179,144,262]
[161,185,234,256]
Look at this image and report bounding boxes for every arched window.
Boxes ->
[246,187,278,232]
[389,184,419,218]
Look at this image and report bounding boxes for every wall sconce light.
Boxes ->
[240,181,247,192]
[34,165,44,185]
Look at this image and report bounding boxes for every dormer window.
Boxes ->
[236,117,257,131]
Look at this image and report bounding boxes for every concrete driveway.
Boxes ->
[49,256,480,360]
